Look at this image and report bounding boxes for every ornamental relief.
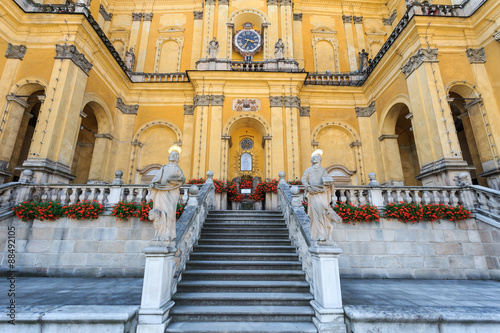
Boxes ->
[233,98,261,112]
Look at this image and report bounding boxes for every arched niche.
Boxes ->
[325,165,355,185]
[228,8,270,60]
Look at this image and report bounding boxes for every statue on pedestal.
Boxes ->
[124,47,135,72]
[274,38,285,59]
[358,49,369,72]
[208,37,219,59]
[301,150,342,243]
[149,146,185,243]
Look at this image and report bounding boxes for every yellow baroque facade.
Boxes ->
[0,0,499,189]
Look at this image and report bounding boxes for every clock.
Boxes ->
[234,23,262,58]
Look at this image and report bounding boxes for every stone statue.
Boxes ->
[301,152,342,243]
[358,49,369,72]
[149,149,185,243]
[208,37,219,59]
[124,47,135,72]
[274,38,285,59]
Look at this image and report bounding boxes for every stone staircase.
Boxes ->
[167,210,318,333]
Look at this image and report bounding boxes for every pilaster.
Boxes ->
[284,96,300,179]
[293,13,304,66]
[88,134,113,182]
[356,102,384,184]
[129,13,142,55]
[378,135,404,185]
[269,96,285,177]
[280,0,294,59]
[342,15,358,72]
[353,16,366,57]
[98,5,113,35]
[180,105,195,177]
[192,94,210,178]
[191,11,204,69]
[208,95,224,179]
[135,13,153,72]
[23,44,91,183]
[299,106,312,175]
[202,1,216,58]
[216,1,229,60]
[267,0,279,61]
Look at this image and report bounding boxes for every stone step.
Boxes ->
[197,239,292,246]
[170,305,315,322]
[200,233,290,240]
[208,210,282,215]
[201,228,289,235]
[181,269,306,281]
[189,252,299,262]
[205,217,285,222]
[193,245,297,254]
[203,222,286,228]
[166,321,318,333]
[186,260,302,270]
[176,280,311,293]
[172,292,313,306]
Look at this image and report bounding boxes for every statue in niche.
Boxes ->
[208,37,219,59]
[241,153,252,171]
[358,49,369,72]
[274,38,285,59]
[124,47,135,72]
[149,146,185,243]
[301,150,342,243]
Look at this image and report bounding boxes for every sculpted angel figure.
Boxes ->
[208,37,219,59]
[301,151,342,243]
[124,47,135,72]
[149,148,185,243]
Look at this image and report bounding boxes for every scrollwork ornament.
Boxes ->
[355,101,376,117]
[211,95,225,106]
[494,31,500,42]
[5,43,27,60]
[194,95,210,107]
[132,13,142,21]
[269,96,283,107]
[193,11,203,20]
[55,44,92,75]
[284,96,300,108]
[116,98,139,115]
[342,15,353,23]
[293,13,302,21]
[299,106,310,117]
[353,16,363,24]
[401,48,438,78]
[466,48,486,64]
[184,105,194,115]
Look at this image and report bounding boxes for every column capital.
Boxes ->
[267,0,279,5]
[355,101,376,117]
[116,98,139,115]
[194,94,210,107]
[353,16,363,24]
[219,0,229,4]
[401,48,438,78]
[211,95,225,106]
[55,44,93,75]
[284,96,300,108]
[281,0,292,5]
[342,15,352,24]
[205,0,216,5]
[293,13,302,21]
[143,13,153,21]
[383,10,397,26]
[5,43,27,60]
[299,106,310,117]
[132,12,142,21]
[99,4,113,21]
[184,105,194,115]
[193,11,203,20]
[269,96,283,107]
[466,47,486,64]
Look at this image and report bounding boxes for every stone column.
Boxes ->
[269,96,285,177]
[208,95,224,179]
[202,0,216,58]
[267,0,279,60]
[111,98,138,184]
[353,16,366,57]
[402,48,471,186]
[98,5,113,35]
[217,0,229,59]
[23,44,92,183]
[342,15,358,72]
[284,96,301,179]
[465,48,500,190]
[356,102,384,184]
[88,134,113,183]
[135,13,153,72]
[180,105,195,178]
[129,13,142,53]
[192,94,210,178]
[280,0,294,59]
[0,44,27,183]
[136,244,177,333]
[190,11,204,69]
[293,14,304,66]
[299,106,312,175]
[309,246,346,333]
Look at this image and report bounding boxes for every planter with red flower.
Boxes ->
[385,202,470,223]
[64,201,104,220]
[13,201,64,222]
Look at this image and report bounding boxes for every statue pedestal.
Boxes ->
[309,246,347,333]
[137,244,177,333]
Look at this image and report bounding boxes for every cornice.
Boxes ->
[401,48,438,78]
[55,44,93,75]
[116,97,139,114]
[355,101,375,117]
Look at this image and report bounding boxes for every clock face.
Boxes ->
[234,29,262,54]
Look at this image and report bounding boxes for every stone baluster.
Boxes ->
[442,190,450,206]
[394,190,403,203]
[187,185,199,206]
[404,190,412,203]
[339,190,347,203]
[358,190,367,206]
[69,187,79,204]
[51,187,59,202]
[41,186,49,202]
[126,187,135,202]
[413,190,422,205]
[88,187,97,201]
[79,187,88,202]
[349,190,358,206]
[488,195,500,215]
[60,187,70,205]
[450,190,459,207]
[108,170,124,207]
[422,190,431,205]
[477,192,490,211]
[97,187,106,205]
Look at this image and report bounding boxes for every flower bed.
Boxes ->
[385,202,470,222]
[250,179,278,201]
[63,201,104,220]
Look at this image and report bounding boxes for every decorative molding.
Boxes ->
[355,101,376,117]
[401,48,438,78]
[311,26,340,73]
[269,96,283,107]
[219,0,229,4]
[494,31,500,42]
[184,105,194,115]
[284,96,300,108]
[6,94,29,108]
[267,0,279,5]
[194,95,210,107]
[378,134,399,141]
[154,28,184,72]
[353,16,363,24]
[193,11,203,20]
[205,0,216,5]
[5,43,27,60]
[211,95,225,106]
[143,13,153,21]
[54,44,92,75]
[293,13,303,21]
[383,10,397,26]
[95,133,114,140]
[349,141,362,147]
[342,15,353,24]
[281,0,292,5]
[132,13,143,21]
[233,99,261,112]
[466,47,486,64]
[116,98,139,115]
[99,5,113,21]
[299,106,310,117]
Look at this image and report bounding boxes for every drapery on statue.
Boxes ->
[358,49,369,72]
[301,150,342,243]
[208,37,219,59]
[124,47,135,72]
[149,147,185,243]
[274,38,285,59]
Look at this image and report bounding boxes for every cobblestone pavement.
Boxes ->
[1,277,499,307]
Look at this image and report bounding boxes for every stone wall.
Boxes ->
[1,215,499,279]
[335,218,498,280]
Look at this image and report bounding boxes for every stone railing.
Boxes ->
[305,73,365,86]
[0,182,19,219]
[468,185,500,226]
[130,72,190,83]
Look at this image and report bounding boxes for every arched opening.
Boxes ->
[158,40,179,72]
[380,103,420,185]
[447,87,486,186]
[229,9,269,61]
[71,105,97,183]
[315,40,335,73]
[227,117,267,181]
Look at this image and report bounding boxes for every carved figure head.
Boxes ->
[311,154,322,165]
[148,208,161,222]
[169,150,180,162]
